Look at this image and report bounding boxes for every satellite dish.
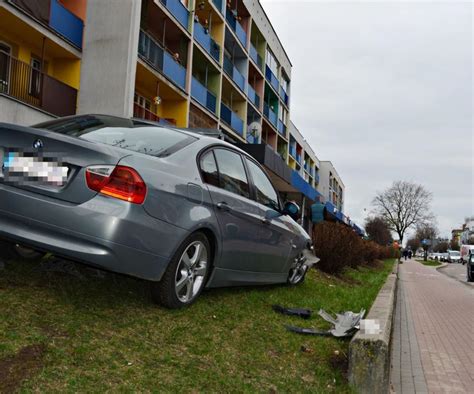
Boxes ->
[248,121,262,142]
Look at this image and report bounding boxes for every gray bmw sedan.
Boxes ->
[0,115,316,308]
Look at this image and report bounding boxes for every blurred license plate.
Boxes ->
[2,151,68,186]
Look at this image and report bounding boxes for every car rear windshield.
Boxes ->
[33,115,196,157]
[450,251,460,256]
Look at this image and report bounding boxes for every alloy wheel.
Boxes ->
[288,255,308,285]
[174,241,208,303]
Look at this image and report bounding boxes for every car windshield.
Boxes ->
[33,115,196,157]
[450,251,460,256]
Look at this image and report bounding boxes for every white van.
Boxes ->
[460,245,474,264]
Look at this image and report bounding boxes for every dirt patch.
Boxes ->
[329,351,348,380]
[0,344,46,393]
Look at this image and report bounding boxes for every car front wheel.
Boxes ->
[287,254,308,285]
[151,233,211,309]
[467,266,474,283]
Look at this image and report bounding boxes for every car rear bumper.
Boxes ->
[0,183,189,281]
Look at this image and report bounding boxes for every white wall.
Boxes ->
[78,0,142,117]
[0,96,54,125]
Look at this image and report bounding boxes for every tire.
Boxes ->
[467,267,474,283]
[151,233,211,309]
[287,254,308,286]
[0,240,44,261]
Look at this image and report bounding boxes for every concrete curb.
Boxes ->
[348,260,399,394]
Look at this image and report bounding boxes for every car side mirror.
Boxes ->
[282,201,300,221]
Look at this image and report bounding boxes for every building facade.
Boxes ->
[0,0,361,234]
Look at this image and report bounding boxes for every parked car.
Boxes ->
[460,245,474,264]
[440,253,449,262]
[447,250,461,263]
[0,115,318,308]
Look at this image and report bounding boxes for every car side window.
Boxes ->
[200,151,219,187]
[245,158,280,211]
[213,149,250,198]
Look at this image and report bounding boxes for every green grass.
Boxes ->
[416,259,442,267]
[0,258,395,393]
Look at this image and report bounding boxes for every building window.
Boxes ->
[265,48,278,76]
[281,75,288,92]
[29,57,42,98]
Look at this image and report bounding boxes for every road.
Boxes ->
[390,259,474,393]
[438,262,473,287]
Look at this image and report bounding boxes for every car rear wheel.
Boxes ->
[287,254,308,285]
[0,240,44,261]
[467,266,473,283]
[151,233,211,309]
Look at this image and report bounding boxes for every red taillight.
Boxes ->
[85,165,147,204]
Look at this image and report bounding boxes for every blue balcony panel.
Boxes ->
[191,77,217,114]
[194,22,220,62]
[247,84,260,108]
[225,9,247,48]
[279,86,289,106]
[161,0,189,29]
[249,43,263,69]
[223,56,245,91]
[291,170,320,201]
[263,102,277,127]
[163,51,186,90]
[265,65,279,92]
[289,145,296,159]
[212,0,223,13]
[49,0,84,48]
[296,153,302,164]
[246,131,258,144]
[277,120,286,137]
[221,103,244,136]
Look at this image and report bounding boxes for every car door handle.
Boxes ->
[216,202,231,212]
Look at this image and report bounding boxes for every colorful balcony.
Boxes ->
[223,56,245,91]
[249,43,263,69]
[263,103,277,127]
[225,9,247,48]
[193,22,220,62]
[265,66,279,92]
[277,120,286,137]
[138,30,186,91]
[212,0,223,13]
[160,0,189,29]
[191,77,217,114]
[296,153,302,164]
[247,84,260,108]
[9,0,84,49]
[0,52,77,116]
[246,132,258,144]
[221,102,244,136]
[289,145,296,159]
[279,85,289,106]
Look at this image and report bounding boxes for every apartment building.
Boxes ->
[318,161,345,213]
[0,0,85,124]
[0,0,361,235]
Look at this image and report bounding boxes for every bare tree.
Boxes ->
[406,237,420,253]
[365,216,393,246]
[372,181,433,243]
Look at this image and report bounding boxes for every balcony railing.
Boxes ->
[263,102,277,127]
[160,0,189,29]
[249,43,263,69]
[0,51,77,116]
[265,65,279,92]
[223,55,245,91]
[133,103,176,125]
[225,8,247,48]
[220,102,244,136]
[191,76,217,114]
[289,145,296,159]
[279,85,289,106]
[193,22,220,62]
[9,0,84,49]
[247,84,260,108]
[277,119,286,137]
[138,30,187,91]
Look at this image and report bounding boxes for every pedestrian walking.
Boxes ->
[403,249,408,261]
[408,250,412,259]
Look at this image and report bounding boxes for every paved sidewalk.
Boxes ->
[390,259,474,393]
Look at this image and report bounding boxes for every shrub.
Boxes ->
[312,222,365,274]
[312,222,397,275]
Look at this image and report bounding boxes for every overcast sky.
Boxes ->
[261,0,473,238]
